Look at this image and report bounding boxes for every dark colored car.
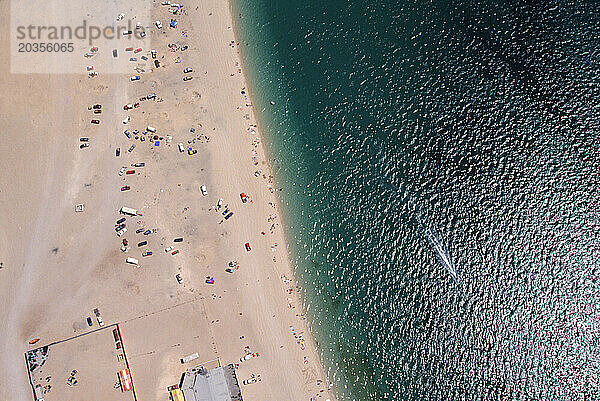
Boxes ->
[92,104,102,109]
[245,242,251,252]
[116,147,120,157]
[121,186,130,191]
[91,119,100,124]
[224,212,234,220]
[80,143,89,149]
[137,241,148,247]
[116,217,126,224]
[87,317,93,326]
[143,230,152,235]
[136,228,145,233]
[174,237,183,243]
[154,60,160,68]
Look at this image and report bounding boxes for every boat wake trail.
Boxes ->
[380,179,459,283]
[420,219,460,283]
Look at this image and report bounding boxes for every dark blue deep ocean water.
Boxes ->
[231,0,600,399]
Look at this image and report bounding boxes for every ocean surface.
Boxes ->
[231,0,600,399]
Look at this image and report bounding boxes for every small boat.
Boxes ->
[29,338,40,345]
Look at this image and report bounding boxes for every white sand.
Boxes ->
[0,0,335,400]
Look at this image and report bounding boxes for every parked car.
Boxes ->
[92,104,102,109]
[121,186,130,191]
[128,145,135,152]
[93,109,102,114]
[142,251,153,257]
[154,60,160,68]
[87,317,93,326]
[174,237,184,243]
[165,246,174,253]
[183,76,193,81]
[183,67,193,73]
[119,166,126,176]
[143,229,152,235]
[245,242,251,252]
[123,116,130,124]
[155,20,163,29]
[116,147,121,157]
[133,162,145,167]
[130,76,141,81]
[122,238,128,246]
[137,241,148,247]
[123,104,133,110]
[124,130,132,139]
[126,169,135,174]
[136,228,145,234]
[80,143,89,149]
[116,217,126,224]
[171,250,179,255]
[90,119,100,124]
[200,185,207,196]
[240,193,248,203]
[224,212,234,220]
[176,273,183,284]
[243,377,257,385]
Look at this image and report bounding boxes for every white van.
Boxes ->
[147,126,156,133]
[120,207,138,216]
[178,143,184,152]
[181,352,199,363]
[126,257,139,265]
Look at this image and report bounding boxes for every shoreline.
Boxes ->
[226,3,344,399]
[227,1,339,398]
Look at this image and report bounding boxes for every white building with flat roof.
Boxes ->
[180,364,242,401]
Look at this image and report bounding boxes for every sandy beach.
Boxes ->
[0,0,335,400]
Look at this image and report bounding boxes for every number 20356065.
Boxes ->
[18,42,74,52]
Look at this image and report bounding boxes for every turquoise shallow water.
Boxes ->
[232,0,600,399]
